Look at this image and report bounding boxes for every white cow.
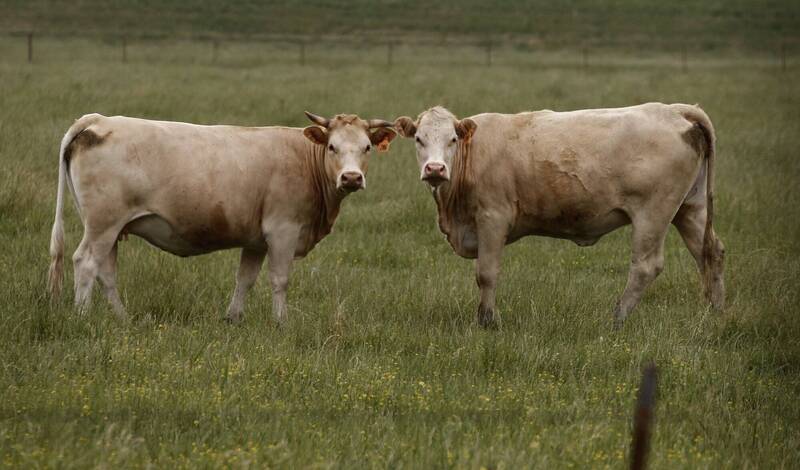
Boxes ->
[48,112,397,322]
[394,104,725,327]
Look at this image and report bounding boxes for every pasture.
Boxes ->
[1,36,799,468]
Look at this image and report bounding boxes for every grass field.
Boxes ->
[0,37,799,468]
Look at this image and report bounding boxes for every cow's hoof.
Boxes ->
[477,306,500,329]
[223,315,242,325]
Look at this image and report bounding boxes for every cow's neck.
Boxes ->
[432,141,476,247]
[306,145,345,245]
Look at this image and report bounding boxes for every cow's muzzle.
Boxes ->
[422,162,449,187]
[340,171,365,192]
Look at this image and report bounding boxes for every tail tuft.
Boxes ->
[47,220,64,298]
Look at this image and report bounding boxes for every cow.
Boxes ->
[393,104,725,328]
[47,112,397,323]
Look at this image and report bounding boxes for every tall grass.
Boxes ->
[0,39,798,468]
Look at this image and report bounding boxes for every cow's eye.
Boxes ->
[451,137,457,143]
[415,136,424,146]
[365,144,371,152]
[328,144,335,152]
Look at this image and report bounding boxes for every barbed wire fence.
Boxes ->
[2,30,795,71]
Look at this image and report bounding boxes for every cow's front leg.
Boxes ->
[224,248,267,324]
[475,222,506,328]
[266,228,299,324]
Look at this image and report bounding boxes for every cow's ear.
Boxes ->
[455,118,477,143]
[393,116,417,138]
[370,128,397,152]
[303,126,328,145]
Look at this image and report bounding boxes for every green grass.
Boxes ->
[0,38,799,468]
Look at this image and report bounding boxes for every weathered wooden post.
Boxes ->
[582,45,588,71]
[681,44,688,72]
[782,42,787,72]
[27,32,33,63]
[630,363,658,470]
[300,41,306,66]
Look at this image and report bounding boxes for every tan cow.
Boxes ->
[394,104,725,327]
[47,112,397,322]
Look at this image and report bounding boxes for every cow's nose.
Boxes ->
[424,163,445,177]
[340,171,364,190]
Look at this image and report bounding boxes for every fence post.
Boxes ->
[781,42,787,72]
[27,32,33,63]
[486,41,492,67]
[122,37,127,63]
[630,364,658,470]
[582,46,588,71]
[681,44,687,72]
[387,42,393,67]
[299,42,305,66]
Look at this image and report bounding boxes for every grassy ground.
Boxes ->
[0,39,799,468]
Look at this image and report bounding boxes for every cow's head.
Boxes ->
[303,111,397,193]
[393,106,477,187]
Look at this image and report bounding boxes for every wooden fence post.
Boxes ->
[782,42,787,72]
[681,44,687,72]
[299,42,306,66]
[27,32,33,63]
[582,46,588,71]
[630,364,658,470]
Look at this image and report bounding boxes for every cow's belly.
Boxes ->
[125,214,259,257]
[510,208,630,247]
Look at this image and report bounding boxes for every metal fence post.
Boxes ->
[27,32,33,63]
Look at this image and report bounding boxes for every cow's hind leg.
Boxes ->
[73,227,120,315]
[96,241,127,320]
[224,248,267,324]
[613,218,669,328]
[672,203,725,309]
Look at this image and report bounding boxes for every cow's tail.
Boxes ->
[675,104,724,308]
[48,114,100,298]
